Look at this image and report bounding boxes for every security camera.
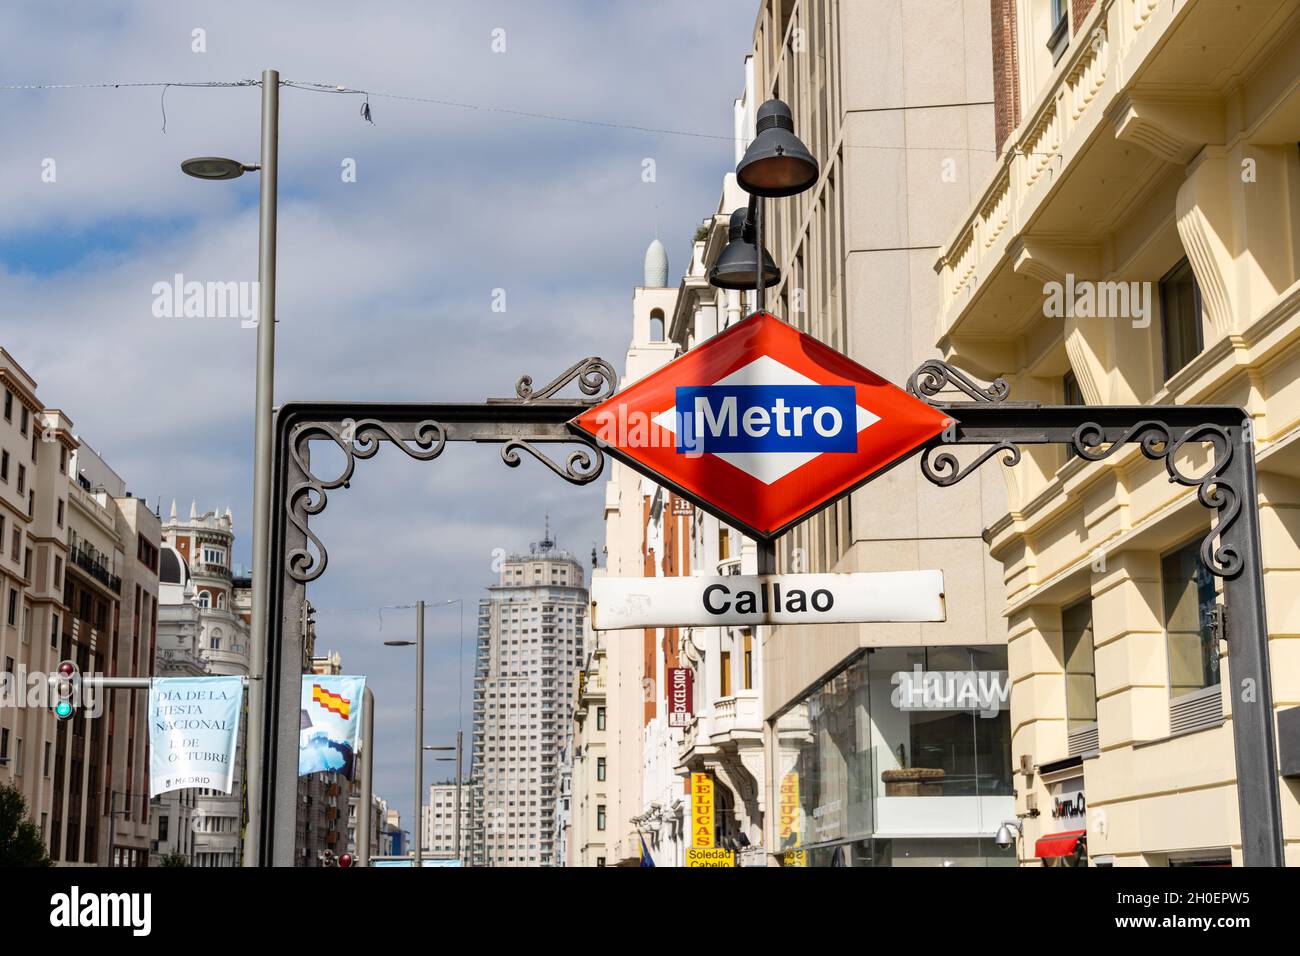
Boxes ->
[994,820,1022,849]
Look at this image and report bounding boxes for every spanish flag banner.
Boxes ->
[299,674,367,781]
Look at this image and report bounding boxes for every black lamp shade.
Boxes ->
[736,99,819,197]
[708,208,780,291]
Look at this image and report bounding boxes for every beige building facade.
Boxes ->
[740,1,1016,865]
[935,0,1300,864]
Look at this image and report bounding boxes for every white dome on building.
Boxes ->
[644,238,669,288]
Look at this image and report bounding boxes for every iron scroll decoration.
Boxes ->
[909,359,1243,580]
[908,359,1023,488]
[283,357,616,584]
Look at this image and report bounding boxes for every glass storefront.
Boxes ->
[772,646,1016,867]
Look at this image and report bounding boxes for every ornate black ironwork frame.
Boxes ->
[261,357,1283,867]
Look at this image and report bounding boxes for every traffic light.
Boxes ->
[52,660,78,720]
[338,853,353,868]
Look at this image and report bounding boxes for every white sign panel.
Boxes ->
[148,676,244,796]
[591,570,945,630]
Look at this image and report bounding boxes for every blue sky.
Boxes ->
[0,0,757,839]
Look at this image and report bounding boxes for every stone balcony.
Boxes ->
[935,0,1296,358]
[709,693,763,746]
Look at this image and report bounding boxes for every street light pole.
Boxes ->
[454,728,463,863]
[245,66,279,868]
[415,599,425,868]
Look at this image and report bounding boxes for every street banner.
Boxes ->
[592,570,945,630]
[667,667,693,728]
[691,772,714,848]
[299,675,366,780]
[148,676,244,797]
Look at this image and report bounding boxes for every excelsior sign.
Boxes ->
[591,570,945,630]
[570,311,952,538]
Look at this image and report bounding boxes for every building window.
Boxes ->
[43,741,51,776]
[720,650,732,697]
[649,309,665,342]
[596,706,605,731]
[1160,258,1204,380]
[7,588,16,626]
[0,450,8,483]
[2,390,9,421]
[19,406,28,437]
[53,557,62,590]
[596,757,606,781]
[596,805,606,831]
[743,631,754,690]
[15,464,23,495]
[1048,0,1070,63]
[50,613,59,647]
[199,591,210,609]
[1062,598,1097,751]
[1161,539,1220,698]
[56,499,64,528]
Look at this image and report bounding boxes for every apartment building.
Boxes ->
[0,351,72,860]
[0,349,162,866]
[422,781,471,863]
[66,441,160,867]
[470,533,587,866]
[932,0,1300,865]
[571,634,608,866]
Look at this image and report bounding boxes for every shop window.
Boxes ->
[1160,258,1204,380]
[771,645,1015,863]
[1062,599,1098,755]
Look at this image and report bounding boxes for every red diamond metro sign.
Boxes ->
[570,311,953,540]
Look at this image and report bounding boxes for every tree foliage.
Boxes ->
[0,783,52,867]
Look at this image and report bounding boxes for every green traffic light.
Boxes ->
[55,700,73,719]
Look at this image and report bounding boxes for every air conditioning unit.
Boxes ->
[1019,754,1034,778]
[1025,792,1039,816]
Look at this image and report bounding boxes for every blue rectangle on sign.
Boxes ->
[675,384,857,454]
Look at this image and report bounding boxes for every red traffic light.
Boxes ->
[338,853,353,868]
[58,660,76,678]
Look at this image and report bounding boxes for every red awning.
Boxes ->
[1035,829,1086,859]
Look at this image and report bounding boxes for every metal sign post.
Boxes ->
[259,348,1285,867]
